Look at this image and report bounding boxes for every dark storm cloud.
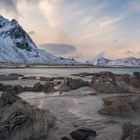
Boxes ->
[40,43,76,56]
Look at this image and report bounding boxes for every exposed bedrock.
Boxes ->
[98,94,140,115]
[58,78,90,93]
[32,81,55,93]
[0,81,55,94]
[0,73,24,80]
[61,128,97,140]
[91,72,129,93]
[122,123,140,140]
[0,92,57,140]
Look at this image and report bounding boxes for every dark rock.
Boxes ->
[0,73,23,81]
[122,123,140,140]
[8,73,24,79]
[33,82,43,92]
[59,78,89,93]
[70,128,97,140]
[133,72,140,79]
[22,76,36,80]
[0,92,20,107]
[33,82,55,93]
[91,71,129,93]
[61,137,72,140]
[129,76,140,88]
[0,92,56,140]
[40,77,54,81]
[0,83,24,95]
[43,82,55,93]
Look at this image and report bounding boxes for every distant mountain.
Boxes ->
[86,57,111,66]
[108,57,140,66]
[86,57,140,67]
[0,15,80,65]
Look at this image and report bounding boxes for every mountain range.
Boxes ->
[86,57,140,66]
[0,16,80,65]
[0,15,139,67]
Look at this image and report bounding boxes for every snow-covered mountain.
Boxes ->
[87,57,140,66]
[0,16,80,65]
[86,57,111,66]
[108,57,140,66]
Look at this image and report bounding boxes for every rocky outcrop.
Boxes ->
[91,72,128,93]
[0,81,55,94]
[62,128,97,140]
[122,123,140,140]
[33,82,55,93]
[0,92,57,140]
[0,83,24,95]
[128,72,140,88]
[99,95,140,115]
[0,73,24,80]
[59,78,89,93]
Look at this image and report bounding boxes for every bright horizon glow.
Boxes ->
[0,0,140,60]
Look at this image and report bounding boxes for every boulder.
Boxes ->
[0,83,24,95]
[133,72,140,79]
[91,71,128,93]
[33,82,55,93]
[70,128,97,140]
[8,73,24,79]
[59,78,89,93]
[99,95,140,115]
[122,123,140,140]
[62,128,97,140]
[0,73,24,80]
[0,92,57,140]
[22,76,36,80]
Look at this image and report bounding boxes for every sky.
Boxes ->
[0,0,140,60]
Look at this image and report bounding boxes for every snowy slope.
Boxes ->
[0,16,80,65]
[86,57,111,66]
[86,57,140,66]
[108,57,140,66]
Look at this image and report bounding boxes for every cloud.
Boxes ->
[0,0,19,14]
[39,43,76,57]
[0,0,140,60]
[0,0,42,15]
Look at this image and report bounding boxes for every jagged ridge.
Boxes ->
[0,15,80,65]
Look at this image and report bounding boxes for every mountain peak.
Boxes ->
[0,15,80,65]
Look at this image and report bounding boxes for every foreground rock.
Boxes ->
[91,72,129,93]
[59,78,89,93]
[0,92,57,140]
[0,73,24,80]
[122,123,140,140]
[0,81,55,94]
[0,83,24,94]
[129,72,140,88]
[99,95,140,115]
[33,82,55,93]
[62,128,97,140]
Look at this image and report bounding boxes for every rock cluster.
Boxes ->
[0,73,24,80]
[122,123,140,140]
[91,72,128,93]
[59,78,89,93]
[0,81,55,95]
[99,95,140,115]
[0,92,56,140]
[62,128,97,140]
[33,82,55,93]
